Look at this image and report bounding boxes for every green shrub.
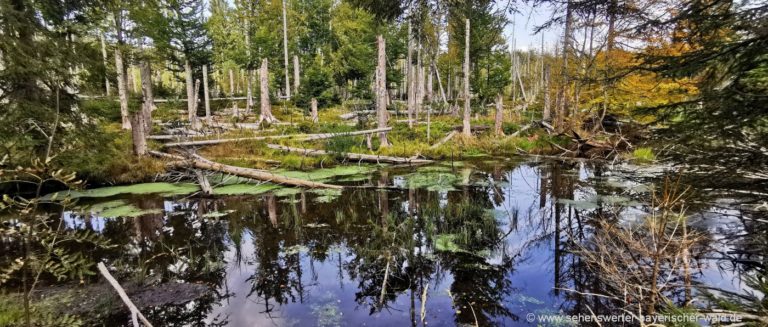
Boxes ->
[632,147,656,162]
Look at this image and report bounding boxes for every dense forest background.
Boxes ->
[1,0,765,183]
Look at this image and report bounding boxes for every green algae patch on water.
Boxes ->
[47,183,200,199]
[310,188,343,203]
[78,200,162,218]
[405,171,459,192]
[276,165,376,182]
[212,183,281,195]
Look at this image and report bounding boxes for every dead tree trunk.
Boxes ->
[293,55,300,93]
[407,22,414,129]
[115,48,130,129]
[246,69,254,114]
[203,64,211,120]
[185,60,196,123]
[543,64,551,121]
[462,18,472,136]
[139,59,154,134]
[376,34,390,147]
[100,32,111,96]
[130,110,147,157]
[150,151,342,189]
[259,58,278,124]
[281,0,291,98]
[415,43,424,121]
[310,98,318,123]
[494,94,504,136]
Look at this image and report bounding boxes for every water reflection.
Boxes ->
[44,159,762,326]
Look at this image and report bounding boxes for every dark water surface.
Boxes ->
[43,158,761,326]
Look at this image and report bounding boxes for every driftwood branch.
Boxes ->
[163,127,392,148]
[266,144,432,164]
[430,131,457,149]
[150,151,343,189]
[97,263,153,327]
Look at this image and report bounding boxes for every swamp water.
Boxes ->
[7,158,762,326]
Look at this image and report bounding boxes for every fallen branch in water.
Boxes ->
[267,144,432,164]
[430,131,457,149]
[163,127,392,148]
[150,151,343,189]
[97,262,153,327]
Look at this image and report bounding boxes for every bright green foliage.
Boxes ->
[632,147,656,162]
[296,54,337,108]
[475,50,512,105]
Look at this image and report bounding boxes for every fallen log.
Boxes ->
[339,110,397,120]
[163,127,393,147]
[430,131,457,149]
[150,151,343,189]
[267,144,433,164]
[97,263,153,327]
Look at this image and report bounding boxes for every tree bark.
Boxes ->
[130,110,147,157]
[114,48,130,129]
[376,34,390,147]
[185,60,195,122]
[293,55,300,93]
[561,0,574,123]
[543,64,551,121]
[462,18,471,136]
[282,0,291,98]
[139,59,154,134]
[407,22,414,128]
[267,144,432,164]
[150,151,343,189]
[259,58,277,123]
[310,97,318,123]
[203,64,211,120]
[163,127,392,147]
[100,32,111,96]
[415,44,423,121]
[494,94,504,136]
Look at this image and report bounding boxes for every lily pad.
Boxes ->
[405,172,458,192]
[47,183,199,199]
[202,210,235,218]
[277,165,375,182]
[212,183,281,195]
[272,187,302,197]
[285,244,309,255]
[310,188,343,203]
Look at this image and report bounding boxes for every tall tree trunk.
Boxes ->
[310,98,318,123]
[426,62,433,104]
[131,110,147,156]
[203,64,211,120]
[406,22,414,128]
[462,18,471,136]
[561,0,574,125]
[543,64,551,121]
[432,62,448,106]
[139,59,153,134]
[115,48,130,129]
[185,60,196,123]
[259,58,277,123]
[376,34,390,147]
[293,55,300,93]
[416,44,424,121]
[282,0,291,98]
[100,31,111,96]
[494,94,504,136]
[246,69,254,114]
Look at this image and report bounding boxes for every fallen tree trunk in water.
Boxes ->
[430,131,457,149]
[150,151,343,189]
[267,144,433,164]
[163,127,392,147]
